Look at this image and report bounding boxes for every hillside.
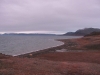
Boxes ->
[64,28,100,36]
[84,32,100,37]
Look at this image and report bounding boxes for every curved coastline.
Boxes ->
[11,39,64,56]
[0,38,65,57]
[17,39,65,57]
[17,36,82,57]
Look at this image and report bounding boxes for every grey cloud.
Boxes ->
[0,0,100,33]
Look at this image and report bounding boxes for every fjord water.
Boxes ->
[0,35,81,56]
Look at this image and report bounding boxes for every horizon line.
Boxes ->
[0,31,66,35]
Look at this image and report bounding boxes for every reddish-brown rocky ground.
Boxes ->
[0,35,100,75]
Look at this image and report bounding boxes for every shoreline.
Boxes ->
[16,37,79,57]
[17,35,100,58]
[0,37,80,57]
[17,38,76,57]
[17,40,65,57]
[1,35,100,58]
[12,39,64,56]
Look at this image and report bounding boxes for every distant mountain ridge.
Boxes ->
[64,28,100,36]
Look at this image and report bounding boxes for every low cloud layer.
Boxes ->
[0,0,100,33]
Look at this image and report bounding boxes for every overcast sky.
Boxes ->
[0,0,100,34]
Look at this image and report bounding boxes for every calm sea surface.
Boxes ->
[0,35,81,56]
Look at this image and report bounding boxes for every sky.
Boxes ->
[0,0,100,34]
